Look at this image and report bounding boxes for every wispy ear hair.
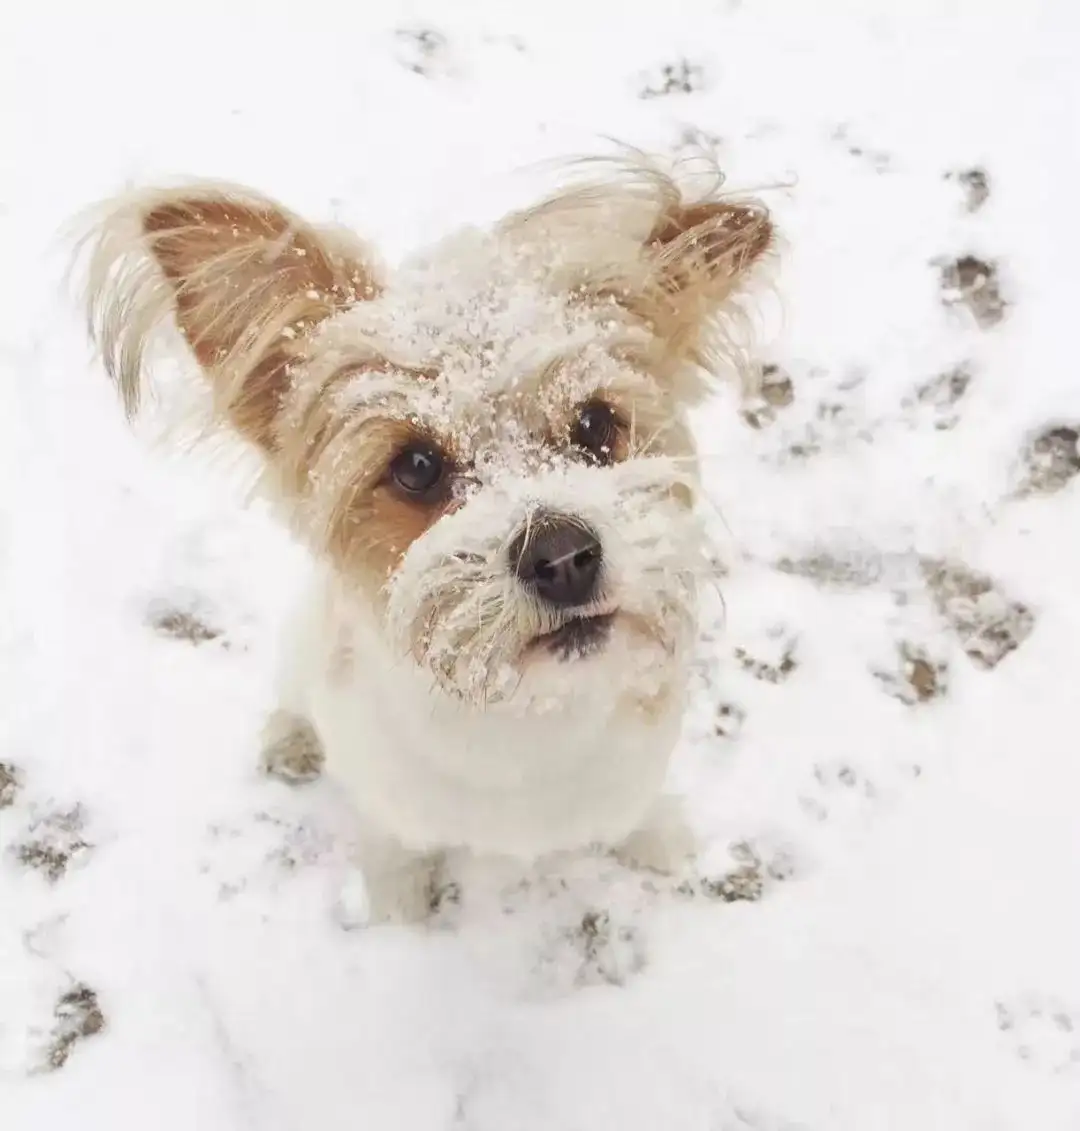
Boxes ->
[503,149,775,401]
[74,182,380,452]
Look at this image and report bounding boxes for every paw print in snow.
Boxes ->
[945,167,991,213]
[996,994,1080,1074]
[938,255,1006,329]
[672,124,724,161]
[393,27,452,77]
[11,804,92,883]
[1017,424,1080,496]
[713,701,746,740]
[0,761,22,808]
[775,548,885,591]
[146,591,226,646]
[832,123,891,172]
[201,810,335,900]
[873,641,949,705]
[922,559,1034,669]
[638,59,708,98]
[536,908,647,993]
[734,625,798,684]
[902,363,972,432]
[741,364,795,430]
[798,760,880,823]
[680,839,797,904]
[38,983,106,1072]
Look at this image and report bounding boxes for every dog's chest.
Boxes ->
[306,639,679,857]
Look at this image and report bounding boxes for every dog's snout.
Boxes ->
[510,513,603,608]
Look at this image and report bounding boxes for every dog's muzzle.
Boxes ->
[509,509,615,660]
[509,510,602,608]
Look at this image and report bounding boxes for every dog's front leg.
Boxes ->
[614,794,696,876]
[259,604,326,784]
[337,828,443,927]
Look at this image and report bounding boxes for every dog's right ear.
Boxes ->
[79,183,380,452]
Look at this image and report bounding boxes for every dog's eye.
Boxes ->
[571,402,620,465]
[389,444,446,498]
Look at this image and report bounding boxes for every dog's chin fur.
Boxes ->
[75,150,774,922]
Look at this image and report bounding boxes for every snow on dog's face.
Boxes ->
[81,157,773,710]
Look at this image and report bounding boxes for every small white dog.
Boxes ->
[79,155,773,922]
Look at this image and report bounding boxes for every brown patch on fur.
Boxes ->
[81,182,379,451]
[642,196,772,372]
[141,197,377,450]
[79,155,768,617]
[318,417,454,587]
[648,199,772,284]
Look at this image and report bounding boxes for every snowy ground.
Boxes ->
[3,1,1079,1127]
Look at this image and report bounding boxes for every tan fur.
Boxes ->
[318,417,453,589]
[78,182,379,449]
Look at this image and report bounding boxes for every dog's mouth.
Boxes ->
[530,612,616,661]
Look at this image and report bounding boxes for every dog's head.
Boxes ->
[81,157,772,712]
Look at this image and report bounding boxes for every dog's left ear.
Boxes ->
[634,195,773,385]
[81,183,379,452]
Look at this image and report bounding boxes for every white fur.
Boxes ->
[269,508,698,923]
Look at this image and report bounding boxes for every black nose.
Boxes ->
[510,513,603,608]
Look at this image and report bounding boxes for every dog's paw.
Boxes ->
[259,710,324,784]
[614,795,696,876]
[335,843,446,928]
[366,858,440,926]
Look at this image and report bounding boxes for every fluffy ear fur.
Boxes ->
[502,155,774,400]
[644,193,772,354]
[79,183,379,451]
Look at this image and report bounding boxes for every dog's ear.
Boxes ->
[631,194,773,396]
[81,184,379,452]
[504,159,773,401]
[645,197,772,316]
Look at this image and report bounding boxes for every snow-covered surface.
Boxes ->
[3,1,1079,1127]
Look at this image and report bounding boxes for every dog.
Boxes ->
[78,154,773,922]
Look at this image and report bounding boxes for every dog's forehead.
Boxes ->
[325,228,640,453]
[386,232,602,385]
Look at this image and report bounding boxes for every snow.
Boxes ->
[2,0,1079,1128]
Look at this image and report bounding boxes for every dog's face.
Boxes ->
[83,159,772,711]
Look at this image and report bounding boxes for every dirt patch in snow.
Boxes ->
[922,559,1034,669]
[638,59,708,98]
[939,255,1006,329]
[874,641,949,705]
[742,363,795,429]
[39,983,106,1072]
[734,627,799,684]
[904,362,973,431]
[946,167,991,213]
[1018,424,1080,496]
[0,761,22,808]
[147,599,225,645]
[12,804,92,882]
